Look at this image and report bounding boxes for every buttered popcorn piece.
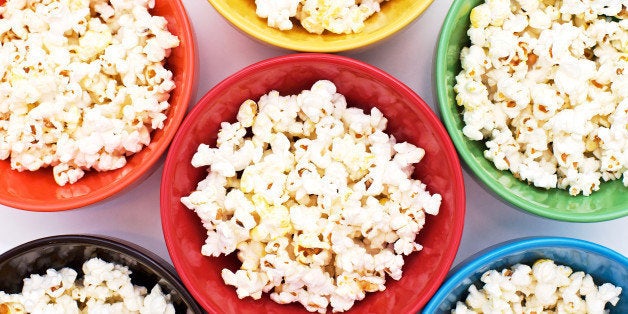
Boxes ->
[0,0,179,186]
[181,80,441,313]
[455,0,628,196]
[0,257,175,314]
[453,259,622,314]
[255,0,391,34]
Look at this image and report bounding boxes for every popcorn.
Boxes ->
[456,0,628,196]
[452,259,622,314]
[181,80,441,313]
[0,257,175,314]
[0,0,179,185]
[221,269,270,300]
[254,0,392,34]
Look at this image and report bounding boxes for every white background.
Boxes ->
[0,0,626,287]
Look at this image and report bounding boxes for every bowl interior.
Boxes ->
[0,0,196,212]
[423,237,628,313]
[207,0,434,52]
[0,235,202,313]
[161,54,465,313]
[435,0,628,222]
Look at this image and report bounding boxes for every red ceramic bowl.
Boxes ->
[0,0,197,212]
[161,54,465,313]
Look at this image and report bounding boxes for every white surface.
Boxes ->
[0,0,626,290]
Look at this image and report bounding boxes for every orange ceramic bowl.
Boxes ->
[0,0,197,212]
[161,54,466,313]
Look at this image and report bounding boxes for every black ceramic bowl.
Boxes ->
[0,235,202,313]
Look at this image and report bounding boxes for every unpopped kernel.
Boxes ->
[181,80,441,313]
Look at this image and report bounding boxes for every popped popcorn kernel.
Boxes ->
[181,80,441,313]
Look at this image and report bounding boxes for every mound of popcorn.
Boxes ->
[452,259,622,313]
[0,0,179,185]
[454,0,628,195]
[0,257,175,313]
[254,0,391,34]
[181,80,441,313]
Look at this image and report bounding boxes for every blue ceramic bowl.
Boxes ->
[423,237,628,313]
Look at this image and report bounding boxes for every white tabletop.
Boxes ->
[1,0,626,283]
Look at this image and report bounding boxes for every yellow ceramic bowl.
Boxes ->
[207,0,434,52]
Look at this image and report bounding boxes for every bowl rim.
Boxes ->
[0,0,197,212]
[435,0,628,222]
[0,234,203,314]
[161,52,466,313]
[206,0,435,52]
[422,236,628,313]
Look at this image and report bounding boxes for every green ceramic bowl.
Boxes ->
[435,0,628,222]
